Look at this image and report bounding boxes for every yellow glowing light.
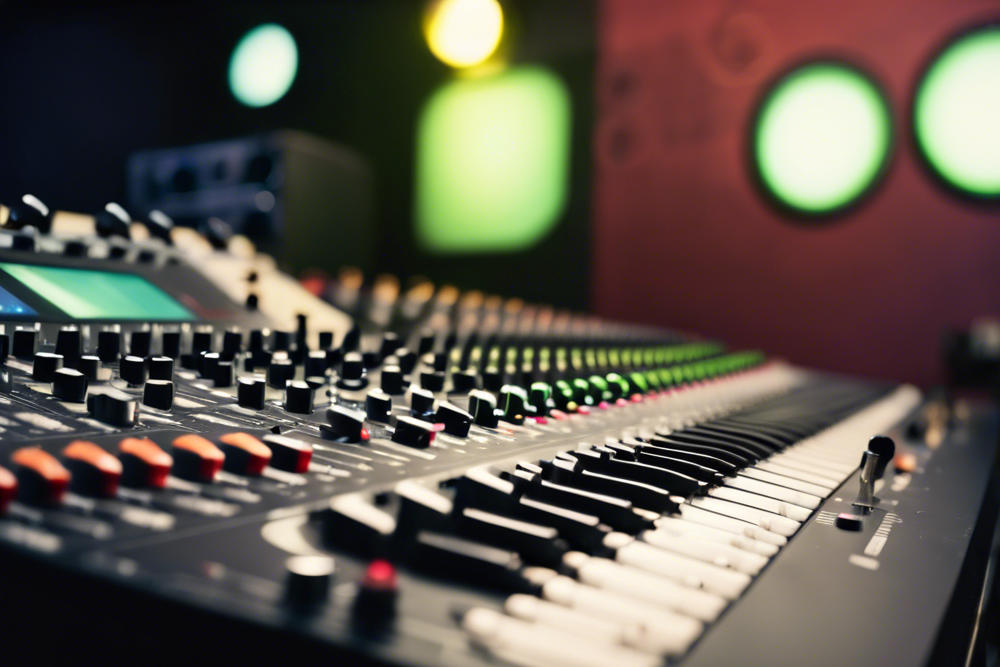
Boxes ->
[424,0,504,68]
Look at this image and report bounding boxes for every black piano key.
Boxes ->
[648,437,750,468]
[456,506,568,568]
[409,531,535,593]
[635,442,739,475]
[567,449,705,497]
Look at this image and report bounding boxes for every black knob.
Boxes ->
[305,350,328,378]
[146,210,174,244]
[55,327,82,366]
[6,194,53,233]
[469,390,500,428]
[95,202,131,238]
[528,382,553,416]
[318,331,335,349]
[378,333,400,360]
[392,416,435,449]
[221,330,243,360]
[267,357,295,389]
[96,330,121,363]
[482,368,503,392]
[395,348,417,375]
[865,435,896,480]
[410,387,436,418]
[380,365,406,395]
[362,351,381,371]
[238,376,267,409]
[272,330,292,352]
[191,330,213,355]
[431,352,448,373]
[435,401,472,437]
[32,352,63,382]
[284,555,335,609]
[201,217,233,250]
[499,384,531,424]
[365,389,393,423]
[10,231,36,251]
[161,330,181,358]
[451,369,477,394]
[214,361,234,388]
[87,387,139,426]
[245,293,258,311]
[249,329,266,353]
[143,379,174,410]
[62,240,88,257]
[417,331,435,356]
[198,352,221,379]
[78,355,101,381]
[337,352,366,390]
[12,329,37,359]
[284,381,314,414]
[148,356,174,381]
[52,368,88,402]
[341,325,361,352]
[323,404,367,442]
[420,371,445,393]
[130,330,152,358]
[120,355,147,386]
[0,333,8,364]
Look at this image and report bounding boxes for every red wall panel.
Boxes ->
[593,0,1000,386]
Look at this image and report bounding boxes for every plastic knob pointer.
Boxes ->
[87,388,140,427]
[172,435,225,483]
[143,380,174,410]
[218,432,272,476]
[63,440,122,498]
[284,381,314,414]
[262,434,313,474]
[435,402,473,437]
[12,447,70,507]
[52,368,88,402]
[392,416,436,449]
[32,352,63,382]
[323,404,367,442]
[119,437,173,489]
[238,377,267,410]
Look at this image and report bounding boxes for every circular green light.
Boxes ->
[229,24,298,108]
[753,62,892,215]
[914,26,1000,199]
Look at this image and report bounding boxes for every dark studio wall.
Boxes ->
[592,0,1000,387]
[0,1,595,308]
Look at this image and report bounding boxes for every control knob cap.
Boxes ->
[52,367,88,402]
[285,555,335,609]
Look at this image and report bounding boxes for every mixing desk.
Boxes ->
[0,195,996,665]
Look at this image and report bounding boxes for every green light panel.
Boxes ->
[914,26,1000,199]
[229,24,298,108]
[415,66,571,253]
[0,263,193,320]
[753,62,892,215]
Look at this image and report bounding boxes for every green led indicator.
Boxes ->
[228,24,298,108]
[914,26,1000,199]
[753,62,892,215]
[415,66,571,253]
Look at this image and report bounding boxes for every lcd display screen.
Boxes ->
[0,263,193,320]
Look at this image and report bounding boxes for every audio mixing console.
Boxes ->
[0,195,996,665]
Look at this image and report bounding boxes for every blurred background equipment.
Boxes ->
[127,131,374,275]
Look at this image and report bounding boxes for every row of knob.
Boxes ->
[0,431,314,514]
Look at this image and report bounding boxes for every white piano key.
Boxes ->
[688,496,801,537]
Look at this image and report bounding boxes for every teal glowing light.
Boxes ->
[228,24,298,108]
[415,66,571,253]
[914,26,1000,199]
[753,62,892,215]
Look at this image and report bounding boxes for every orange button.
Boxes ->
[119,437,173,489]
[12,447,71,506]
[172,434,225,482]
[217,432,272,476]
[0,465,17,514]
[63,440,123,498]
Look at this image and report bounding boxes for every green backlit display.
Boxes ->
[914,26,1000,199]
[753,62,892,215]
[415,66,571,253]
[0,263,193,320]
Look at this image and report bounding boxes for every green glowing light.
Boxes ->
[914,26,1000,198]
[229,24,298,108]
[415,66,571,253]
[753,62,892,215]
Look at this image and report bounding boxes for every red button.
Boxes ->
[218,432,272,476]
[119,437,173,488]
[363,559,398,591]
[12,447,70,506]
[172,434,225,482]
[63,440,122,498]
[0,465,17,514]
